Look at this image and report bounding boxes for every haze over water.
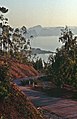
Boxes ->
[31,36,62,52]
[31,36,62,62]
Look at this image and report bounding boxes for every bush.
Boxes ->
[21,80,29,86]
[0,64,10,101]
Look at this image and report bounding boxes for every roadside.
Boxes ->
[14,78,77,119]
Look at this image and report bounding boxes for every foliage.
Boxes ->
[0,7,8,13]
[32,57,43,71]
[47,26,77,88]
[21,79,34,86]
[43,53,54,75]
[21,80,30,86]
[0,7,31,63]
[0,64,10,101]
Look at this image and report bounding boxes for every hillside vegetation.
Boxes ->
[0,57,39,79]
[0,57,41,119]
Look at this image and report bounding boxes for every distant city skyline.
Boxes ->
[0,0,77,28]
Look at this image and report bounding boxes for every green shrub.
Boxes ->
[0,64,10,101]
[21,80,29,86]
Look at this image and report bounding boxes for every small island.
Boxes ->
[31,48,53,55]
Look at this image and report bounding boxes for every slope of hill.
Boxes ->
[9,61,39,79]
[0,57,39,79]
[0,58,42,119]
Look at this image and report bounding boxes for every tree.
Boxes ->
[0,7,31,63]
[0,6,32,101]
[21,26,27,34]
[0,62,10,101]
[0,7,13,54]
[12,27,32,63]
[0,7,8,13]
[47,26,77,88]
[32,57,43,71]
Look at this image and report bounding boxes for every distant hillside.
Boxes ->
[31,48,52,55]
[27,25,61,37]
[26,25,77,37]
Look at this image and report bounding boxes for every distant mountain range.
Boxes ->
[26,25,77,37]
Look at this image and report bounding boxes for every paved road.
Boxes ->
[18,86,77,119]
[13,75,47,85]
[19,86,61,107]
[14,79,77,119]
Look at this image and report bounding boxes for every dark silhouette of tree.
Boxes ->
[21,26,27,34]
[0,7,8,13]
[47,26,77,88]
[32,58,43,71]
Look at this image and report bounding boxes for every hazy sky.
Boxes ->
[0,0,77,28]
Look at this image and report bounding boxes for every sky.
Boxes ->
[0,0,77,28]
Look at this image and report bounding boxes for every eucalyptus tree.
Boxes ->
[0,6,31,63]
[0,7,13,54]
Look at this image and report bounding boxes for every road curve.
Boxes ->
[14,79,77,119]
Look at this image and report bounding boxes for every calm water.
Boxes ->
[31,36,62,61]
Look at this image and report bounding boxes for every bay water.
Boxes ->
[31,36,62,62]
